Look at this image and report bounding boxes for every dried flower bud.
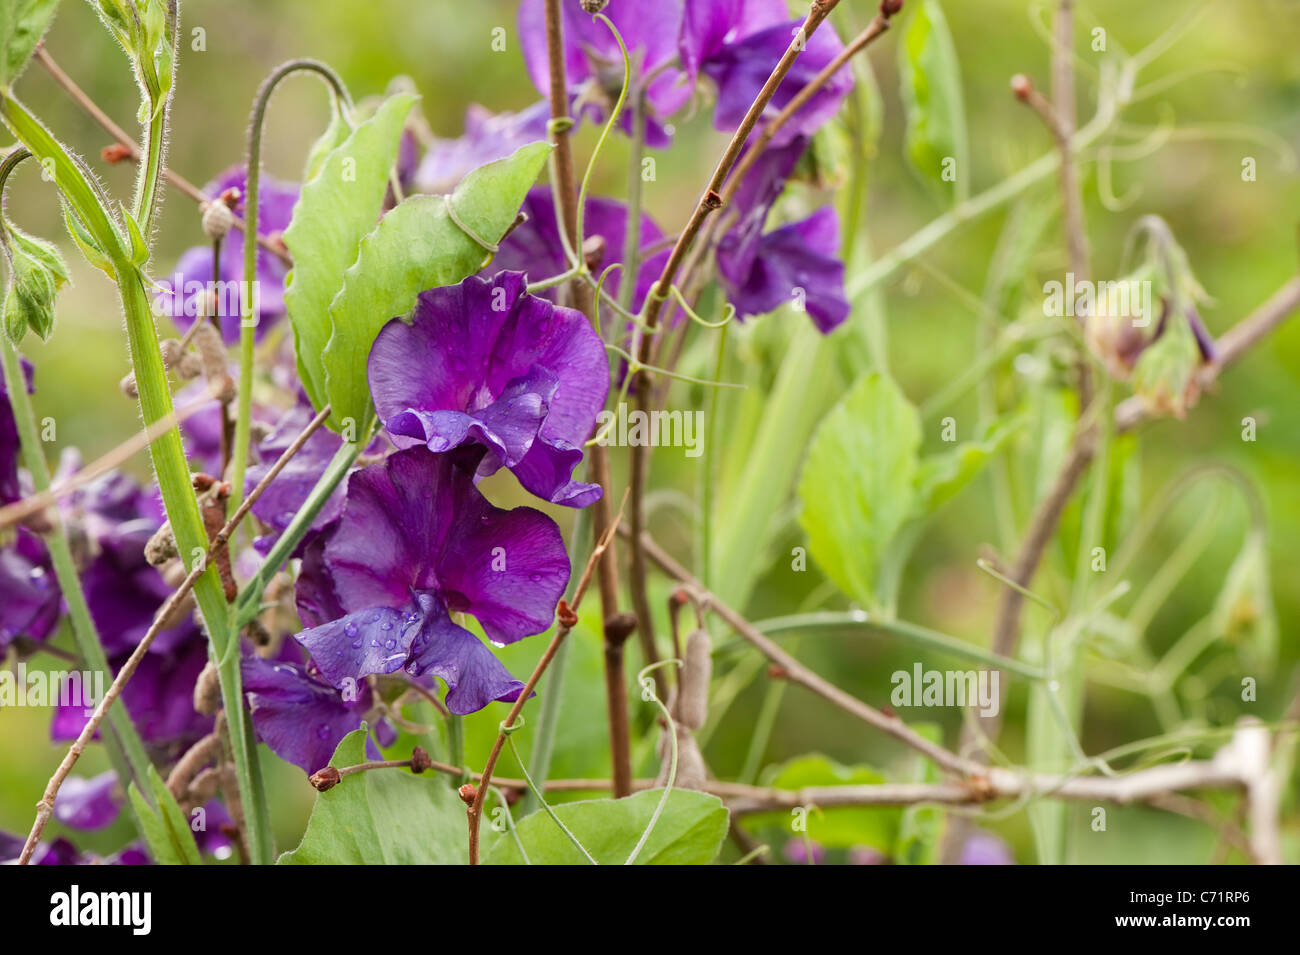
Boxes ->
[677,628,712,731]
[410,746,432,774]
[310,766,342,792]
[880,0,904,16]
[119,372,139,399]
[193,661,223,716]
[580,0,608,13]
[201,200,235,241]
[190,320,235,401]
[101,143,134,164]
[1010,73,1033,101]
[458,783,478,805]
[144,520,178,566]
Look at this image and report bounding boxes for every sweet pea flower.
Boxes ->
[368,272,609,508]
[716,137,850,332]
[680,0,854,145]
[519,0,690,148]
[160,166,298,344]
[292,447,569,715]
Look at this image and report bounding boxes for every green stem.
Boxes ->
[1,92,272,864]
[231,437,362,630]
[0,338,152,789]
[233,60,353,514]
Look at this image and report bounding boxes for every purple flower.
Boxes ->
[716,138,849,333]
[959,831,1015,865]
[246,398,352,556]
[242,655,376,773]
[369,272,609,508]
[1,354,34,507]
[160,166,298,344]
[519,0,691,148]
[292,447,569,715]
[782,837,826,865]
[491,188,670,315]
[0,528,60,651]
[680,0,853,145]
[54,771,122,830]
[416,102,552,195]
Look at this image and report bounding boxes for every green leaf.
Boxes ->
[485,789,729,865]
[749,755,901,852]
[278,727,475,865]
[899,0,968,202]
[913,415,1023,516]
[281,92,417,418]
[798,372,921,612]
[128,766,202,865]
[0,0,60,89]
[320,140,550,431]
[302,97,351,184]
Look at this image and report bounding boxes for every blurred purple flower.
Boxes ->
[680,0,853,145]
[159,166,298,344]
[716,137,849,332]
[960,831,1015,865]
[53,771,121,830]
[369,272,609,508]
[847,845,888,865]
[491,187,670,314]
[292,447,568,715]
[416,102,552,194]
[782,838,826,865]
[1,354,34,507]
[0,529,59,652]
[519,0,690,147]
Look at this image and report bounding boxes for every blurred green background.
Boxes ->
[2,0,1298,863]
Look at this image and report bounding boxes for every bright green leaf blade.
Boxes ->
[899,0,969,203]
[128,770,202,866]
[281,92,417,417]
[321,141,550,430]
[485,789,729,865]
[277,727,476,865]
[798,372,921,611]
[0,0,60,89]
[748,755,901,851]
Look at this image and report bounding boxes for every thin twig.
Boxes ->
[17,404,331,864]
[465,496,627,865]
[0,382,223,530]
[628,526,981,778]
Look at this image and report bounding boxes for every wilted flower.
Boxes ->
[160,166,298,344]
[292,447,569,715]
[716,137,850,332]
[519,0,691,147]
[368,272,609,508]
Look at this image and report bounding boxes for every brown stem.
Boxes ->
[537,0,633,798]
[628,526,980,778]
[465,510,622,864]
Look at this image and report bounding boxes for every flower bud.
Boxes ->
[3,225,69,344]
[200,200,235,241]
[310,766,342,792]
